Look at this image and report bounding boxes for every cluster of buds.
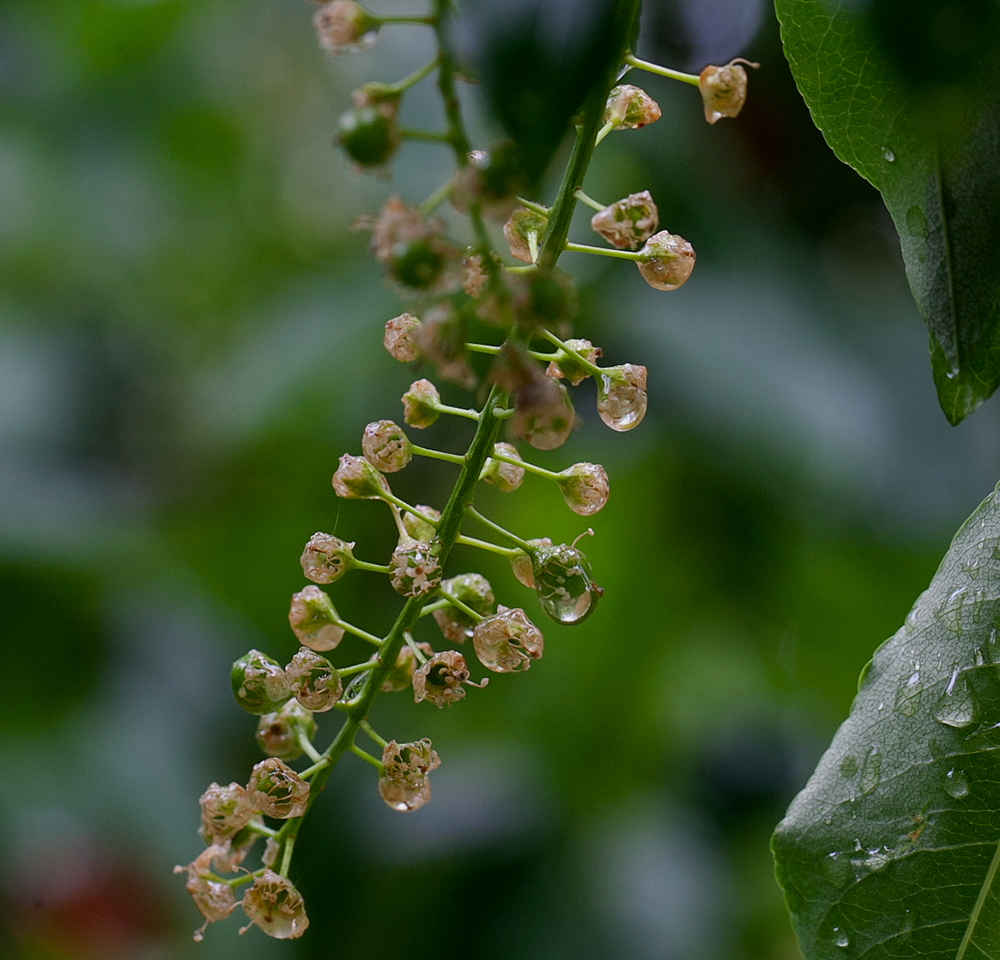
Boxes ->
[232,648,342,715]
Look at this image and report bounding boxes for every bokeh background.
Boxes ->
[3,0,1000,957]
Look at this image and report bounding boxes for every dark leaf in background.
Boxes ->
[776,0,1000,424]
[774,484,1000,958]
[454,0,626,185]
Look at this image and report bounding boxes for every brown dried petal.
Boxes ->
[699,59,755,124]
[199,782,255,843]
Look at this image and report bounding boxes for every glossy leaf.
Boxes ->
[773,483,1000,958]
[775,0,1000,424]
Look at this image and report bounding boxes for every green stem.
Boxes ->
[490,448,562,482]
[433,401,480,422]
[337,621,384,647]
[466,506,533,550]
[538,328,604,376]
[625,53,700,86]
[438,589,485,623]
[360,719,388,748]
[279,835,296,877]
[516,197,551,215]
[375,14,437,26]
[384,57,439,94]
[574,188,608,212]
[412,443,466,466]
[594,120,616,146]
[455,534,520,558]
[352,558,391,575]
[565,240,645,261]
[419,597,451,616]
[350,742,386,773]
[297,732,323,764]
[420,176,455,214]
[338,661,376,677]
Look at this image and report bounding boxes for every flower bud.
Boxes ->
[213,820,265,872]
[362,419,413,473]
[198,782,256,843]
[591,191,659,250]
[604,84,662,129]
[175,845,238,941]
[240,869,309,939]
[462,250,502,297]
[232,650,292,715]
[332,453,390,499]
[300,532,356,584]
[511,379,575,451]
[403,504,440,541]
[367,196,460,295]
[313,0,379,55]
[389,537,442,597]
[556,462,610,515]
[402,378,441,429]
[376,641,434,692]
[433,573,495,642]
[413,650,474,707]
[286,648,343,712]
[384,313,422,362]
[597,363,648,431]
[288,584,345,651]
[337,99,400,168]
[256,700,318,760]
[637,230,696,291]
[473,605,544,672]
[378,738,441,812]
[481,441,525,492]
[413,304,476,388]
[699,59,756,124]
[510,537,553,588]
[544,338,603,386]
[503,207,548,263]
[247,758,310,819]
[532,542,603,625]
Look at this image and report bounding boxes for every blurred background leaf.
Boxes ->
[2,1,1000,959]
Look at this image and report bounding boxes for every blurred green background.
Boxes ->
[3,0,1000,958]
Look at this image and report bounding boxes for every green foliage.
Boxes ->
[775,0,1000,424]
[774,483,1000,958]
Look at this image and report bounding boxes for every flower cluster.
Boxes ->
[179,0,756,942]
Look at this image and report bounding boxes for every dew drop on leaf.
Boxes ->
[944,768,970,799]
[833,927,850,948]
[895,670,923,716]
[932,672,977,728]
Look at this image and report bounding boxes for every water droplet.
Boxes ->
[883,148,895,162]
[945,768,970,799]
[863,846,892,872]
[840,755,859,778]
[860,745,882,794]
[934,672,977,728]
[833,927,850,948]
[938,589,968,633]
[823,852,852,887]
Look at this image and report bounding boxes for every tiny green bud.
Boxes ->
[604,84,662,129]
[434,572,495,642]
[232,650,292,715]
[389,537,443,597]
[288,584,345,652]
[699,59,757,124]
[368,196,460,295]
[286,647,343,712]
[198,781,256,843]
[362,419,413,473]
[338,102,400,167]
[240,869,310,939]
[597,363,648,431]
[313,0,380,55]
[590,191,659,250]
[332,453,390,499]
[256,699,318,760]
[532,542,604,625]
[473,605,544,672]
[403,504,440,541]
[544,338,602,386]
[481,441,525,492]
[247,758,310,819]
[413,650,477,707]
[556,462,610,516]
[402,378,441,429]
[300,532,356,584]
[503,207,549,263]
[378,738,441,812]
[637,230,696,291]
[511,379,575,451]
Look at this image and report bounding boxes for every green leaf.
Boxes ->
[774,0,1000,424]
[773,483,1000,959]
